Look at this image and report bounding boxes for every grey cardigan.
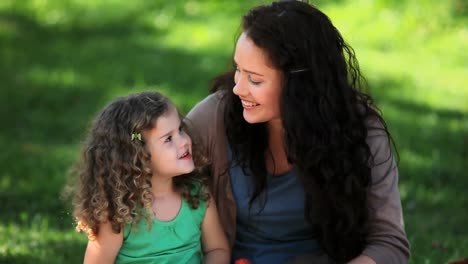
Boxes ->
[187,91,410,263]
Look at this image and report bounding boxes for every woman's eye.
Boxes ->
[164,136,172,143]
[249,78,261,85]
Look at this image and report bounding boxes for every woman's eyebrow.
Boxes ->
[234,61,264,77]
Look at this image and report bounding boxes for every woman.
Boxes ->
[187,1,410,263]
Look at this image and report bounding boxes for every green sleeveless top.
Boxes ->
[115,196,207,264]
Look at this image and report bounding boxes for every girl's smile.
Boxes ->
[178,150,192,160]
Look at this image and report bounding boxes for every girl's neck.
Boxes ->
[150,177,182,221]
[150,176,175,197]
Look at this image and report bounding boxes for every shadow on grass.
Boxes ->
[0,9,229,230]
[0,254,44,264]
[370,76,467,186]
[0,239,86,264]
[0,2,241,260]
[0,2,467,263]
[368,77,468,262]
[386,97,466,120]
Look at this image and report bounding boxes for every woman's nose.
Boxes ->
[233,79,247,97]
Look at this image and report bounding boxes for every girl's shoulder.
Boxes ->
[188,180,208,219]
[189,179,206,194]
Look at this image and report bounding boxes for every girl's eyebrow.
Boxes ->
[158,128,176,139]
[158,122,183,139]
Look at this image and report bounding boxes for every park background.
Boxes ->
[0,0,466,263]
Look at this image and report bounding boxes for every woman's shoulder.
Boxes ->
[188,91,227,117]
[186,91,228,154]
[365,114,385,132]
[364,115,397,183]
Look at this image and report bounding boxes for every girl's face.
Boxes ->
[143,106,194,178]
[233,32,284,125]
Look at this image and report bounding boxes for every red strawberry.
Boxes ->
[235,258,251,264]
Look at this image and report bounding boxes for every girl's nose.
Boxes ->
[179,133,191,148]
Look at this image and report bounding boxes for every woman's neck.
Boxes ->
[266,119,293,175]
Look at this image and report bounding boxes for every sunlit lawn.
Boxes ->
[0,0,466,263]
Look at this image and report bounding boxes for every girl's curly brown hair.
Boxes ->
[68,91,208,239]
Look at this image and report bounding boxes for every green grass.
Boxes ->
[0,0,466,263]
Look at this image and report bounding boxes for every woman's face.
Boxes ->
[233,32,284,125]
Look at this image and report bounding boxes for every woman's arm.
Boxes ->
[360,124,410,264]
[201,195,230,264]
[83,222,123,264]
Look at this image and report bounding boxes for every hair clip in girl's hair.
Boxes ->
[131,132,142,141]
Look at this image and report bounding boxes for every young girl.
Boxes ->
[70,91,229,264]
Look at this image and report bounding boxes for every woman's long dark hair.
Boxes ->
[210,1,395,262]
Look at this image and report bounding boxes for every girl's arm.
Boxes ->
[83,221,123,264]
[201,195,230,264]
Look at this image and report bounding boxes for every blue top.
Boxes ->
[229,148,319,264]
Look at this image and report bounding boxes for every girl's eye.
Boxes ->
[164,136,172,143]
[235,66,240,72]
